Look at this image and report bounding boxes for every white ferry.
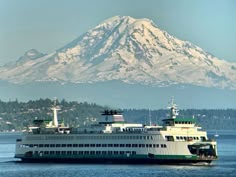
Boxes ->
[15,98,218,164]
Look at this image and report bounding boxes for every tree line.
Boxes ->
[0,99,235,131]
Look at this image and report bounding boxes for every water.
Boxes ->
[0,131,235,177]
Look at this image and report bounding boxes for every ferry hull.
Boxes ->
[16,156,216,165]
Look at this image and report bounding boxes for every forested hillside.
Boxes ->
[123,109,236,130]
[0,99,235,131]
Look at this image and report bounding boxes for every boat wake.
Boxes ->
[191,162,212,166]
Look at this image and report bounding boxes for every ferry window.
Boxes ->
[153,144,156,148]
[56,144,61,147]
[61,151,66,155]
[33,144,38,147]
[147,136,149,140]
[73,144,78,147]
[108,151,112,155]
[50,151,55,155]
[114,151,119,155]
[73,151,77,155]
[120,144,125,147]
[67,151,72,155]
[50,144,55,147]
[180,137,183,140]
[90,151,95,155]
[132,151,136,155]
[126,144,131,147]
[146,144,149,148]
[102,151,106,155]
[102,144,107,147]
[44,151,49,155]
[120,151,125,155]
[45,144,49,148]
[166,136,174,141]
[23,144,30,148]
[96,151,101,155]
[56,151,60,155]
[156,144,159,148]
[67,144,72,147]
[140,136,142,139]
[96,144,101,147]
[91,144,95,147]
[176,136,180,140]
[85,144,89,147]
[84,151,89,155]
[114,144,119,147]
[108,144,113,147]
[132,144,138,148]
[161,144,167,148]
[149,144,152,148]
[78,151,83,155]
[79,144,83,147]
[139,144,142,148]
[200,136,206,141]
[39,144,44,147]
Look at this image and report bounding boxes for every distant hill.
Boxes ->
[0,99,235,132]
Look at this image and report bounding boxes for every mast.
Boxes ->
[51,98,60,127]
[168,97,178,119]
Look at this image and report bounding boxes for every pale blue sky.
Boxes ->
[0,0,235,65]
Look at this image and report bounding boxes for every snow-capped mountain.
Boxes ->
[1,16,236,89]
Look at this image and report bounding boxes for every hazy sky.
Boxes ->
[0,0,235,65]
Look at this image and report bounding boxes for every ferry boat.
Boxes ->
[15,98,218,164]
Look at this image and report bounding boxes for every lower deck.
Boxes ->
[15,150,217,165]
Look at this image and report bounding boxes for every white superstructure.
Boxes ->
[15,98,218,164]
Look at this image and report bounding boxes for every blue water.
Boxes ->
[0,131,235,177]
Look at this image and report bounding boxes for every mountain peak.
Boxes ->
[0,16,236,89]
